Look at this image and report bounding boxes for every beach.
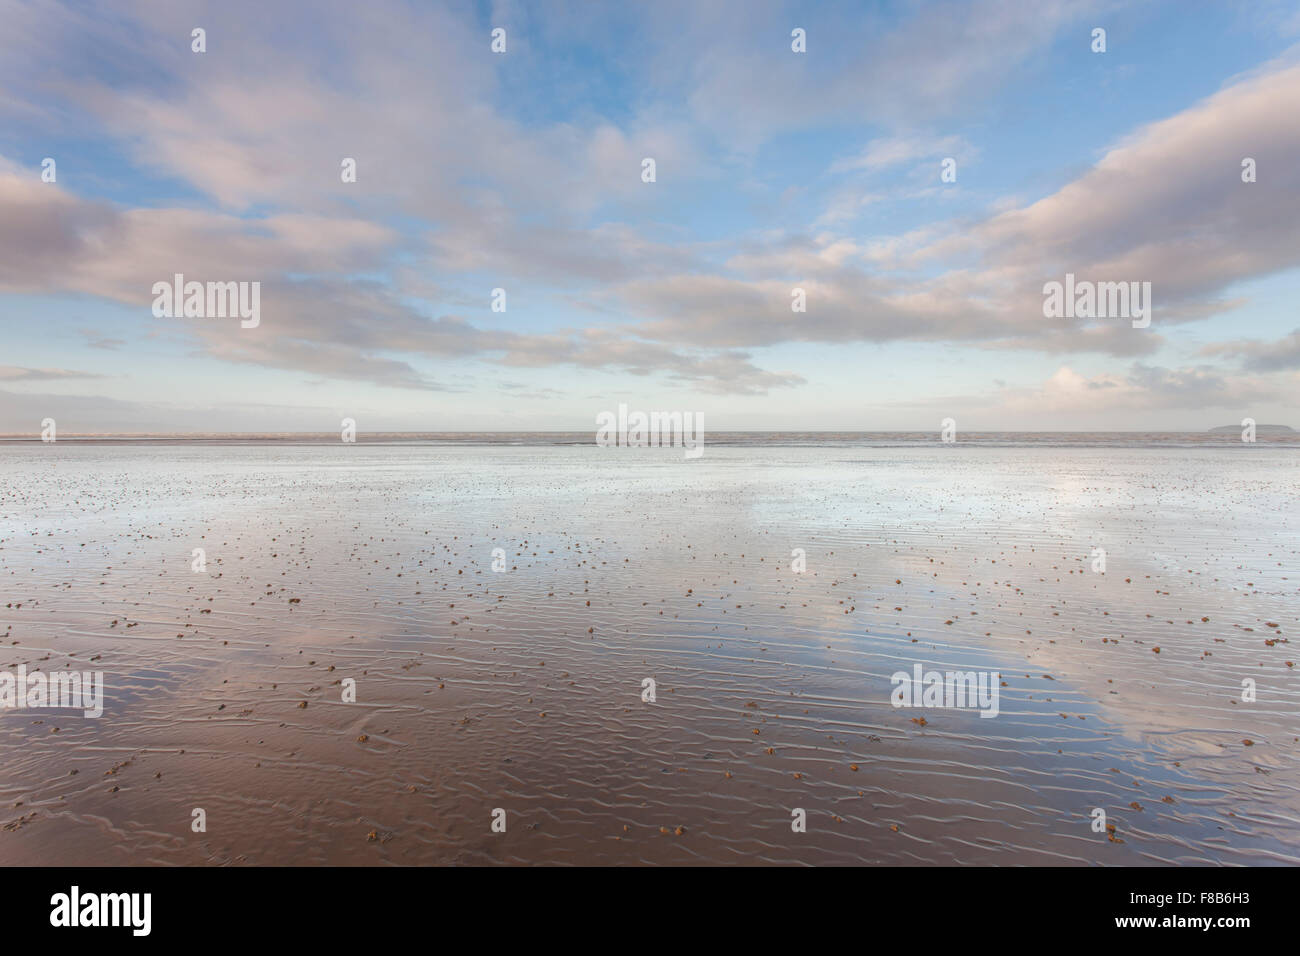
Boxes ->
[1,438,1296,865]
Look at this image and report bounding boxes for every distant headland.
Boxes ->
[1208,424,1296,434]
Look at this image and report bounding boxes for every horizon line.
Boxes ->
[2,426,1295,440]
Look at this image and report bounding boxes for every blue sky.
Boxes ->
[2,0,1300,432]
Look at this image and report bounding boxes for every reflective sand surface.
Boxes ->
[1,442,1297,865]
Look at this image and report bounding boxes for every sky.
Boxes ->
[2,0,1300,433]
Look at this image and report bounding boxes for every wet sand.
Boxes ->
[1,442,1297,865]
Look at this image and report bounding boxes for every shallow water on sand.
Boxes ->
[1,443,1297,865]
